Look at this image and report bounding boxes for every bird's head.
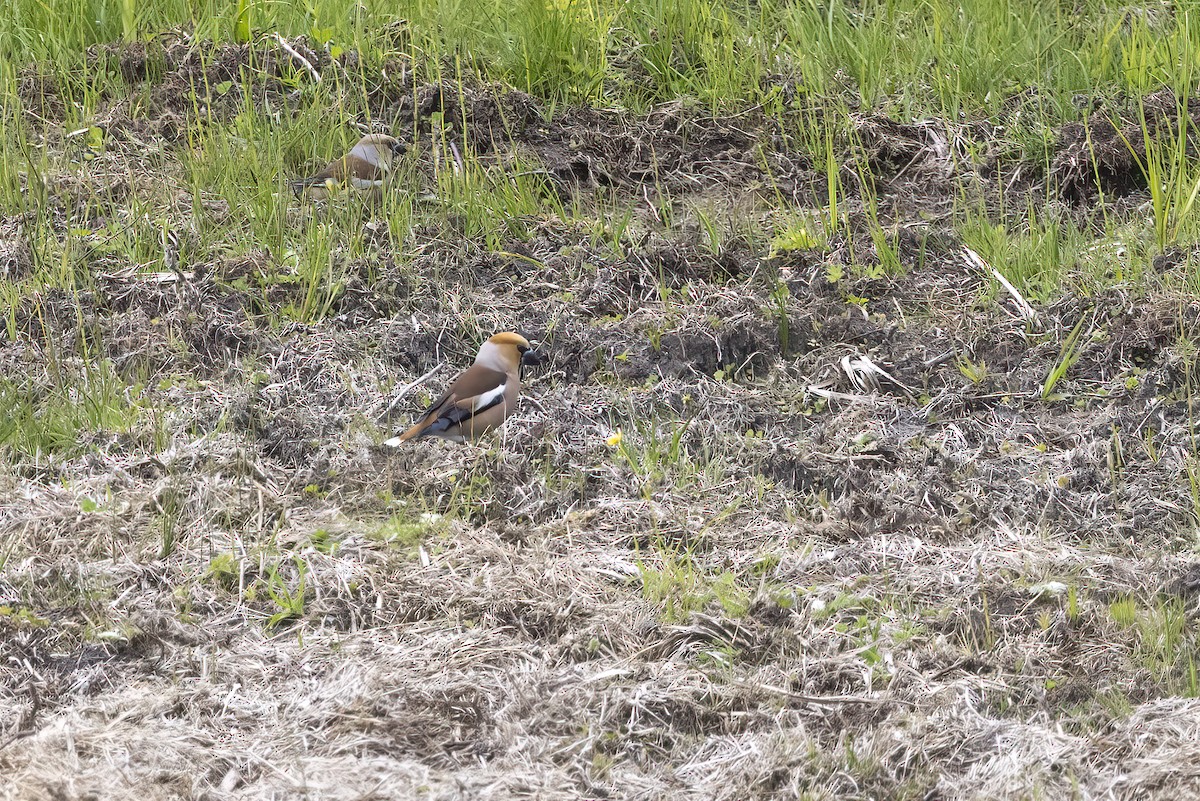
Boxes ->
[476,332,545,374]
[352,134,407,168]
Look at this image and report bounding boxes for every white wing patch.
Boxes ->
[472,382,506,411]
[350,177,384,190]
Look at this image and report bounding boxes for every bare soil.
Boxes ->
[4,39,1200,801]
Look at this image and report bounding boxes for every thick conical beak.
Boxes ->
[520,348,546,369]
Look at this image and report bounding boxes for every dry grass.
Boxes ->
[4,31,1200,801]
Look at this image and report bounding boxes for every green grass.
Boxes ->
[638,539,751,623]
[2,0,1199,116]
[1,1,1199,315]
[0,359,157,458]
[1109,594,1200,697]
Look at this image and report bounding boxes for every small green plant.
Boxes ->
[853,153,906,277]
[694,206,722,255]
[769,219,824,256]
[305,528,340,555]
[1066,585,1081,622]
[281,224,345,323]
[769,281,790,356]
[637,540,750,624]
[372,511,444,549]
[205,553,241,592]
[1041,316,1088,400]
[1109,595,1137,628]
[959,211,1068,304]
[955,355,989,385]
[1107,424,1124,486]
[263,557,307,629]
[0,606,51,628]
[953,591,996,653]
[867,225,903,276]
[612,416,706,500]
[823,127,840,234]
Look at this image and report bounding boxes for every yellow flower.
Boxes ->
[605,430,623,447]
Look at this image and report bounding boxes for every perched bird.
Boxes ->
[291,133,406,197]
[385,332,544,445]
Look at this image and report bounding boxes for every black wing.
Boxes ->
[416,380,507,437]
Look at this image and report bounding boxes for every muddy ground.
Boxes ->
[4,38,1200,800]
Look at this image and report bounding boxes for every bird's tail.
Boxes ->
[382,422,430,447]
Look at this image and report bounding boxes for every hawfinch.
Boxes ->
[291,133,406,196]
[385,332,545,445]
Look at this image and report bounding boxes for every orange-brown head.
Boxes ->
[475,332,543,374]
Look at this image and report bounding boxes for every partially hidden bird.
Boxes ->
[384,332,545,445]
[291,133,406,197]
